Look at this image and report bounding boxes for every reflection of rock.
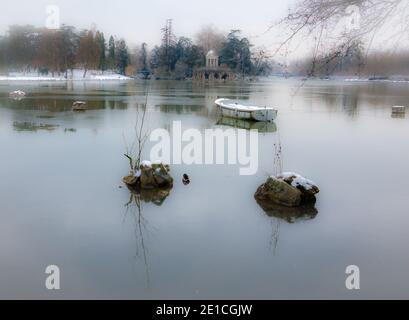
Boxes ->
[255,173,319,207]
[256,198,318,223]
[125,184,171,206]
[217,117,277,133]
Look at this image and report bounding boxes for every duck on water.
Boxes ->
[215,98,278,122]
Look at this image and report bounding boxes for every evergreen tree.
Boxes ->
[220,30,253,74]
[108,36,115,70]
[116,39,129,75]
[97,32,106,71]
[139,42,150,79]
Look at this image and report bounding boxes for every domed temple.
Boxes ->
[193,50,235,81]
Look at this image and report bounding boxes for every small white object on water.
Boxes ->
[73,101,86,106]
[277,172,317,191]
[72,101,87,111]
[9,90,26,98]
[392,106,406,114]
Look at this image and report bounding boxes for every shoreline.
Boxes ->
[1,75,409,84]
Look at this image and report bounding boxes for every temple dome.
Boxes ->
[206,50,217,57]
[206,50,219,68]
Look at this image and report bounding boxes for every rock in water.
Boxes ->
[123,174,138,186]
[153,164,174,188]
[139,161,173,189]
[140,165,158,189]
[277,172,319,200]
[255,177,302,207]
[123,160,173,189]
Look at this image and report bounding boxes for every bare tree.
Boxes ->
[275,0,409,76]
[195,25,226,54]
[124,86,151,174]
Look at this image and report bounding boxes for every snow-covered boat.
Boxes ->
[215,98,277,121]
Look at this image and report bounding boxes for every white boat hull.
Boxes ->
[215,98,277,122]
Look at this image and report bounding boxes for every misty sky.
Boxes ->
[0,0,292,48]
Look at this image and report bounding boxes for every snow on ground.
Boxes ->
[0,69,132,81]
[0,75,65,81]
[344,77,409,83]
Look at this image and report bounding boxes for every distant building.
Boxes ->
[206,50,219,68]
[193,50,234,81]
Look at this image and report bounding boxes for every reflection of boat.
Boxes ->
[217,117,277,132]
[391,106,406,119]
[255,198,318,223]
[215,98,277,121]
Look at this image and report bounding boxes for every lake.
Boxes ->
[0,78,408,299]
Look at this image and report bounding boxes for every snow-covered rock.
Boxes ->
[255,172,319,207]
[278,172,317,190]
[277,172,320,200]
[123,160,173,190]
[9,90,26,97]
[255,177,302,207]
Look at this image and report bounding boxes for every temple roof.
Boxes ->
[206,50,218,58]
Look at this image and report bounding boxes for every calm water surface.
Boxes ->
[0,79,408,299]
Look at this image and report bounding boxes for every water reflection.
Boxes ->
[125,185,172,207]
[6,98,127,112]
[391,113,406,119]
[157,104,204,115]
[13,121,58,132]
[256,197,318,255]
[256,198,318,223]
[123,185,172,286]
[216,117,277,132]
[124,189,151,286]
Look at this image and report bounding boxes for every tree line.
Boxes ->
[144,22,271,79]
[288,39,409,79]
[0,23,274,78]
[0,25,129,77]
